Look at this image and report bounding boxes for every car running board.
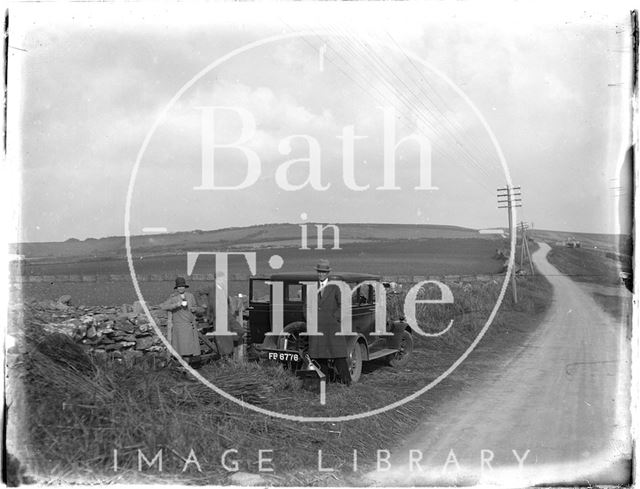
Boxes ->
[367,348,399,360]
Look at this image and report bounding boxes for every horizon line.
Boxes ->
[11,221,628,246]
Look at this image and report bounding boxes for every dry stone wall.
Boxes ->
[22,296,172,363]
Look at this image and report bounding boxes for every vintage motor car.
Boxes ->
[247,272,413,383]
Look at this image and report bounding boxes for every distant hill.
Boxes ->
[12,223,490,261]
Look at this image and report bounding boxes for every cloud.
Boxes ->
[10,7,632,240]
[152,78,341,172]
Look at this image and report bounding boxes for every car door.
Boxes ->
[351,282,376,341]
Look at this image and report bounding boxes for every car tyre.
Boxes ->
[348,341,365,383]
[277,322,307,353]
[388,330,413,368]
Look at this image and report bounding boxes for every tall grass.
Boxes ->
[14,274,552,485]
[20,337,310,483]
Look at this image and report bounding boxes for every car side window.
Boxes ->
[286,283,303,302]
[351,283,360,306]
[355,284,373,305]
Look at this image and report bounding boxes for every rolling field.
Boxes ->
[12,238,505,306]
[12,223,485,260]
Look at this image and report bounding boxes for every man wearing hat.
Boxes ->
[308,259,351,385]
[160,277,203,359]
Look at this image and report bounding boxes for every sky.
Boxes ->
[5,2,634,243]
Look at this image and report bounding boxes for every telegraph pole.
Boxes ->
[519,221,535,275]
[519,222,526,270]
[498,186,522,303]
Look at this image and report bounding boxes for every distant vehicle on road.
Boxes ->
[247,272,413,383]
[566,237,582,248]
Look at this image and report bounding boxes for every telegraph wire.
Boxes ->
[330,25,497,182]
[322,24,500,188]
[274,19,502,194]
[298,27,495,191]
[382,29,500,175]
[321,33,495,192]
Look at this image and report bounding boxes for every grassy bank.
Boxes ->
[546,245,627,286]
[591,292,628,322]
[10,274,552,485]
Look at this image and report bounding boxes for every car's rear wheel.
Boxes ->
[277,321,307,350]
[348,341,365,383]
[388,330,413,368]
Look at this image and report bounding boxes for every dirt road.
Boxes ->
[367,242,632,486]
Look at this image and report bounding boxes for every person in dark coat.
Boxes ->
[160,277,203,358]
[308,259,351,385]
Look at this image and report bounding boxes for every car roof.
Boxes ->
[257,272,382,282]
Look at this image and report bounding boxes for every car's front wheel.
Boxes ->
[348,341,365,383]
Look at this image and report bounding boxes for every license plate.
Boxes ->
[268,351,300,362]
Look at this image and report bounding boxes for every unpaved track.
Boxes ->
[368,242,632,486]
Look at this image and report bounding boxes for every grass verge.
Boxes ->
[546,245,626,286]
[591,292,627,322]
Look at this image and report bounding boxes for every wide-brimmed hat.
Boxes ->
[315,259,331,272]
[174,277,189,289]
